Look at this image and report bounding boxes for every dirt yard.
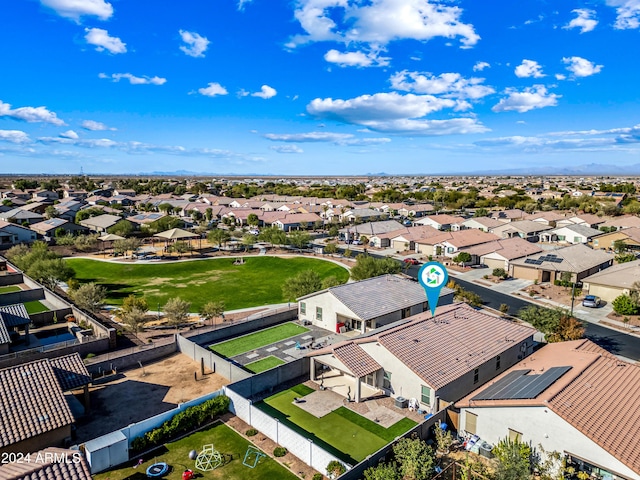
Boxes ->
[74,353,229,443]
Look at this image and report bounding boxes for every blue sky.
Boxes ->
[1,0,640,175]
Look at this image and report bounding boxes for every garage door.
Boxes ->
[482,257,505,270]
[512,265,539,281]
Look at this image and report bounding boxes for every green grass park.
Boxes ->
[66,256,348,312]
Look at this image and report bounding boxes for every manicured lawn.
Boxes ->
[0,285,21,294]
[94,422,298,480]
[23,300,50,314]
[66,257,348,311]
[210,323,309,358]
[244,356,285,373]
[256,387,417,464]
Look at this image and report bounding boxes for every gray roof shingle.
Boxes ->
[0,304,31,328]
[326,275,453,321]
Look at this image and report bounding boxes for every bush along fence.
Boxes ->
[130,395,230,453]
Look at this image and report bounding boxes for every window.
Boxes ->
[557,235,566,241]
[365,373,376,386]
[300,302,306,315]
[574,236,582,243]
[466,412,477,435]
[508,428,522,442]
[593,239,599,247]
[421,385,430,405]
[473,368,479,384]
[316,307,322,321]
[496,355,501,371]
[401,307,411,319]
[422,301,428,312]
[383,371,392,389]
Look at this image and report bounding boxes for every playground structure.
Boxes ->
[195,444,224,471]
[242,446,265,468]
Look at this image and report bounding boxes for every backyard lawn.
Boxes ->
[210,323,309,358]
[66,256,348,311]
[93,421,299,480]
[256,385,417,464]
[0,285,21,294]
[244,356,285,373]
[23,300,50,314]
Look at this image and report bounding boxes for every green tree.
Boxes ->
[247,213,260,227]
[74,234,99,252]
[282,270,324,300]
[326,460,346,479]
[328,225,339,238]
[163,297,192,328]
[75,207,105,223]
[208,228,231,248]
[493,436,531,480]
[615,252,636,264]
[613,239,628,254]
[107,219,133,237]
[323,242,338,254]
[453,251,472,265]
[199,301,225,325]
[241,233,255,252]
[392,435,434,480]
[120,295,149,314]
[71,282,107,313]
[169,241,191,257]
[350,255,401,281]
[612,294,640,315]
[322,276,343,289]
[27,258,75,290]
[363,462,400,480]
[288,230,311,250]
[44,205,59,220]
[120,307,148,336]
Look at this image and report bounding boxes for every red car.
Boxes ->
[403,258,421,265]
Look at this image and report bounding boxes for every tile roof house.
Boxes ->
[78,214,123,233]
[598,215,640,232]
[581,259,640,302]
[0,447,91,480]
[509,243,613,284]
[414,214,465,231]
[590,226,640,251]
[339,220,405,241]
[455,340,640,480]
[0,354,91,454]
[488,208,526,223]
[461,237,543,271]
[297,274,454,334]
[308,303,535,407]
[459,217,505,232]
[489,220,553,242]
[29,218,88,238]
[414,230,500,257]
[542,224,604,244]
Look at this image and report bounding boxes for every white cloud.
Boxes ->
[606,0,640,29]
[84,28,126,54]
[564,9,598,33]
[264,131,391,146]
[390,71,494,99]
[514,59,545,78]
[59,130,79,139]
[562,56,603,77]
[81,119,114,131]
[307,92,488,135]
[179,30,210,58]
[0,130,30,143]
[197,83,229,97]
[271,145,304,153]
[324,49,390,67]
[237,0,252,11]
[555,73,567,81]
[251,85,277,99]
[40,0,113,21]
[0,100,65,125]
[473,61,490,72]
[99,73,167,85]
[492,85,560,113]
[287,0,480,50]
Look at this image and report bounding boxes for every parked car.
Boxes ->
[403,258,421,265]
[582,295,601,308]
[351,240,362,245]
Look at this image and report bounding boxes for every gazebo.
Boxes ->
[154,228,199,255]
[98,233,125,257]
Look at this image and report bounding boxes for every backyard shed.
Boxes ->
[84,430,129,474]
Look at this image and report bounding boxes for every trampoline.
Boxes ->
[146,462,169,477]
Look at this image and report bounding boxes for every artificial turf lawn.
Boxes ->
[0,285,21,293]
[23,300,50,314]
[94,422,299,480]
[255,387,417,464]
[66,256,348,311]
[211,323,309,357]
[244,356,286,373]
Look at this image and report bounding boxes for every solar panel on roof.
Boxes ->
[524,259,538,265]
[551,258,563,263]
[471,366,572,401]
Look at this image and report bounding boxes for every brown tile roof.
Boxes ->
[456,340,640,476]
[49,353,92,391]
[0,447,91,480]
[332,343,382,378]
[0,360,74,448]
[462,237,543,260]
[376,304,535,390]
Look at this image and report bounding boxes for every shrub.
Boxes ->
[612,294,640,315]
[131,395,230,452]
[313,474,324,480]
[326,460,346,479]
[85,353,95,359]
[492,267,507,279]
[274,446,288,457]
[245,428,258,437]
